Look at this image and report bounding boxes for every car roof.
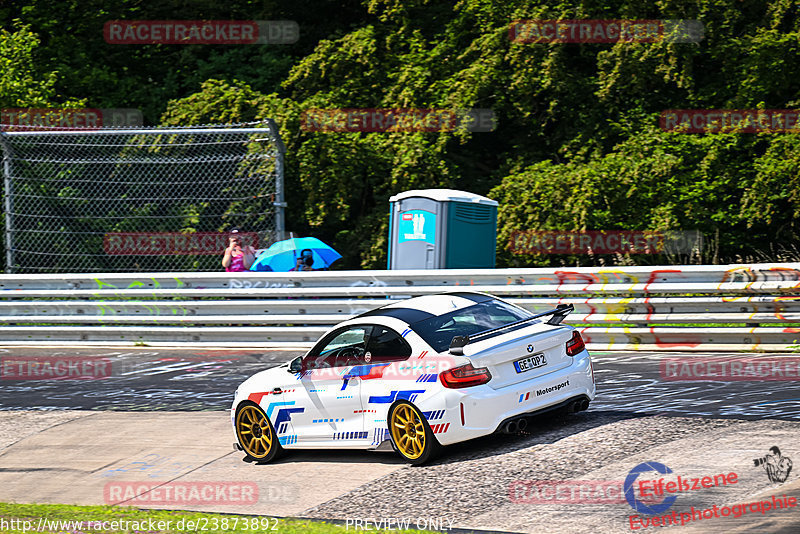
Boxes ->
[355,292,494,324]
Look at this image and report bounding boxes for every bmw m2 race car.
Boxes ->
[232,292,595,465]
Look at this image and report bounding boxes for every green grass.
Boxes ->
[0,503,439,534]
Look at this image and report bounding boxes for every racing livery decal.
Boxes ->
[267,401,304,434]
[371,428,390,445]
[368,390,426,404]
[341,363,391,389]
[423,410,445,421]
[248,389,295,404]
[334,431,369,440]
[278,434,298,446]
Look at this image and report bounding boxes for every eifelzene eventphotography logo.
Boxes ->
[625,454,796,530]
[754,446,793,483]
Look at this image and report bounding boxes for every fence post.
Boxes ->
[267,118,286,242]
[0,132,13,273]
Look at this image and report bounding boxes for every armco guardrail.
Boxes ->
[0,263,799,350]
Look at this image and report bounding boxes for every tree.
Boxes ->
[0,24,59,107]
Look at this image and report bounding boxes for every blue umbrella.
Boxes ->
[250,237,342,272]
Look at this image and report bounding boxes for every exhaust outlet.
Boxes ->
[517,418,528,431]
[580,400,590,411]
[505,420,519,433]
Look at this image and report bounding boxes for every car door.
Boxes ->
[285,325,370,445]
[358,325,417,445]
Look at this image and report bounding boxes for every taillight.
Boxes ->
[440,362,492,389]
[566,331,585,356]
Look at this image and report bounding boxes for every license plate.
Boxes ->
[514,353,547,373]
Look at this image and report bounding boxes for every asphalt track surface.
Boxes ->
[0,347,799,533]
[0,348,798,419]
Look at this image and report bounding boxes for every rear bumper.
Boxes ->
[495,394,591,433]
[421,351,595,446]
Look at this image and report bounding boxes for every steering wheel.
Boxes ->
[334,346,363,367]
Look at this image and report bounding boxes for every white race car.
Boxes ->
[232,292,595,465]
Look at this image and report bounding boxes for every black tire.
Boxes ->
[388,401,442,466]
[234,401,285,463]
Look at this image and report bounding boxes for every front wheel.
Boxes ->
[235,402,284,462]
[388,401,441,465]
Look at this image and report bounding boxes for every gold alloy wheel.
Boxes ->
[236,404,274,459]
[390,403,427,460]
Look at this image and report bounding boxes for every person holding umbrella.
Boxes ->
[251,237,342,272]
[222,229,256,272]
[291,249,317,271]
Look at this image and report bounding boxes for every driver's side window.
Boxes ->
[304,326,370,369]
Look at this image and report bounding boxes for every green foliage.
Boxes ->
[0,23,58,107]
[491,123,768,265]
[743,135,800,231]
[3,0,800,268]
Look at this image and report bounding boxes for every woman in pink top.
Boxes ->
[222,229,255,272]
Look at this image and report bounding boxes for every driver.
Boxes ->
[311,344,365,369]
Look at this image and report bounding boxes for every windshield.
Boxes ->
[410,299,533,352]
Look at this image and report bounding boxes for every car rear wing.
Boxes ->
[449,303,574,356]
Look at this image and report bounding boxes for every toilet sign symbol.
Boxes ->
[399,210,436,244]
[413,213,426,236]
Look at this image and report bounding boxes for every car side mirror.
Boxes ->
[288,356,303,373]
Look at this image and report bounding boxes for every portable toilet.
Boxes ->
[388,189,498,269]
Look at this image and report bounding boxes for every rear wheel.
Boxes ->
[235,402,284,462]
[388,401,441,465]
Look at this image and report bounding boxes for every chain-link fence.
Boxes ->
[0,121,285,272]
